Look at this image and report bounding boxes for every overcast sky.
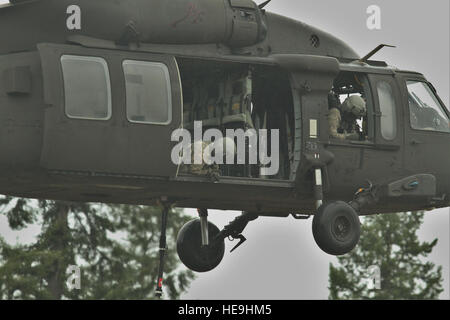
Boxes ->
[0,0,448,300]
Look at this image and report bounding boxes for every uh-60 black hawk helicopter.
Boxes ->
[1,0,449,296]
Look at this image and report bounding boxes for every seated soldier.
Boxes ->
[179,140,219,180]
[180,137,236,181]
[328,95,367,140]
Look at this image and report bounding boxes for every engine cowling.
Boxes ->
[118,0,267,47]
[1,0,267,53]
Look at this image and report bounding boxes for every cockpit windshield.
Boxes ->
[406,80,450,133]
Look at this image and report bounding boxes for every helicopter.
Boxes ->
[0,0,449,297]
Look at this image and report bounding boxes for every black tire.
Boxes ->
[176,219,225,272]
[312,201,360,256]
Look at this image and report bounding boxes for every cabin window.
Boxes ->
[406,80,450,133]
[61,55,112,120]
[123,60,172,125]
[376,81,397,140]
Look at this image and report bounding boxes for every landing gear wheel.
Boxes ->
[312,201,361,256]
[177,219,225,272]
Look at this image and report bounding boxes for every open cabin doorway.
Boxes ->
[176,58,294,181]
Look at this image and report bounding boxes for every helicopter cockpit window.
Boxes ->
[123,60,172,125]
[376,81,397,140]
[329,72,371,141]
[406,80,450,133]
[61,55,112,120]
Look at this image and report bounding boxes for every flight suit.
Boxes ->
[328,108,360,140]
[180,141,220,179]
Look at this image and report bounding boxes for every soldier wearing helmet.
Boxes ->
[328,95,367,140]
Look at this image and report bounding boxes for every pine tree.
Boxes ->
[328,212,443,300]
[0,197,194,299]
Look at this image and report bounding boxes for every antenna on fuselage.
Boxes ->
[359,44,396,63]
[258,0,273,9]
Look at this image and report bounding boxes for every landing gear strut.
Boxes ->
[198,208,209,246]
[213,211,258,252]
